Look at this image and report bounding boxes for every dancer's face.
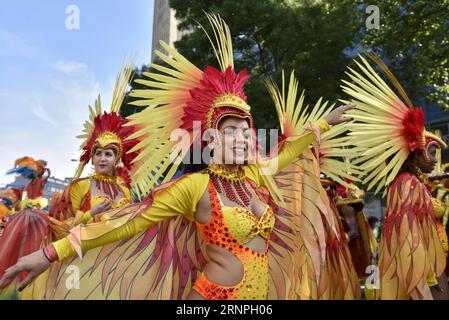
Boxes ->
[93,147,116,176]
[416,145,437,174]
[214,117,252,165]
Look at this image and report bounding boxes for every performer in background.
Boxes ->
[0,65,140,300]
[0,157,50,299]
[342,53,449,300]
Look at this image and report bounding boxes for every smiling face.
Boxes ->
[92,147,117,176]
[213,116,253,165]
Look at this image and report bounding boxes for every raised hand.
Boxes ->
[324,104,355,126]
[90,201,112,217]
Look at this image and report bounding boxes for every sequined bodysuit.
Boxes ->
[193,181,275,299]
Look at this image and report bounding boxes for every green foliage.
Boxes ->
[169,0,361,129]
[361,0,449,110]
[121,1,448,125]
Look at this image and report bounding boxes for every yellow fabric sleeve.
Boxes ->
[69,179,90,212]
[52,172,209,261]
[77,211,93,224]
[245,118,330,186]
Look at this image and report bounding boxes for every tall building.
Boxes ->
[151,0,187,61]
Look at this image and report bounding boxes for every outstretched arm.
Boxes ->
[0,173,207,291]
[256,104,354,178]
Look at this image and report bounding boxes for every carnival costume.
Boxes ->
[26,15,357,300]
[0,157,50,299]
[0,65,140,300]
[342,54,447,299]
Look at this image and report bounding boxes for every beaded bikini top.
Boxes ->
[198,180,275,246]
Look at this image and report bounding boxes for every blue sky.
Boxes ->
[0,1,154,186]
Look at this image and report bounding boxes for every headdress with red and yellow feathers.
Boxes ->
[342,53,447,194]
[126,13,255,198]
[74,63,140,185]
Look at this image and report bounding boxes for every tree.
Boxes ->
[119,64,152,118]
[360,0,449,110]
[169,0,361,129]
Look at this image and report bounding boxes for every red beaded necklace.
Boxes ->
[92,171,121,199]
[207,163,253,208]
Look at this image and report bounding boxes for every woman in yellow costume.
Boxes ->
[48,64,138,240]
[0,13,354,300]
[341,53,449,299]
[0,66,140,299]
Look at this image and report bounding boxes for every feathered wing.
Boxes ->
[0,209,50,299]
[266,71,360,299]
[379,173,446,299]
[23,176,207,300]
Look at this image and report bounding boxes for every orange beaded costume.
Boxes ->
[193,181,274,299]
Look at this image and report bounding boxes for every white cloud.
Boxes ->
[0,28,37,59]
[53,60,89,76]
[31,103,57,126]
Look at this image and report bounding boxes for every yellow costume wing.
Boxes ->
[266,71,360,299]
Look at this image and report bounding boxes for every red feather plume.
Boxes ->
[180,66,250,132]
[402,107,425,152]
[80,112,140,173]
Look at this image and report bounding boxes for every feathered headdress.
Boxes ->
[126,13,254,198]
[341,53,447,194]
[0,188,20,208]
[74,62,140,184]
[335,179,365,209]
[6,156,46,180]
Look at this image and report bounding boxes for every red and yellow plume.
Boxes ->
[341,53,446,195]
[126,13,253,199]
[74,61,139,182]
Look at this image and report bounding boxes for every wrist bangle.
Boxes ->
[43,244,58,262]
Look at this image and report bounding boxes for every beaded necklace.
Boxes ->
[207,163,253,208]
[92,171,120,198]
